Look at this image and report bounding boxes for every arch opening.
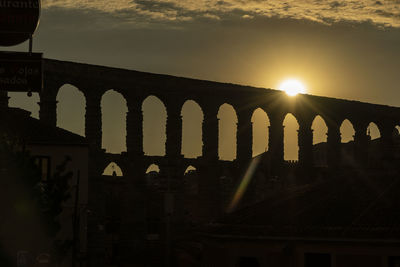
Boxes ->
[366,122,381,165]
[184,165,199,196]
[146,164,160,174]
[366,122,381,140]
[56,84,86,136]
[101,90,127,153]
[146,164,161,191]
[145,163,162,236]
[251,108,270,157]
[8,91,40,119]
[142,96,167,156]
[340,119,355,143]
[395,126,400,135]
[184,165,197,175]
[340,119,356,166]
[312,115,328,145]
[218,103,237,161]
[283,113,299,161]
[181,100,203,158]
[102,162,123,177]
[312,115,328,167]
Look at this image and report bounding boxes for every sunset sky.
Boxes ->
[5,0,400,161]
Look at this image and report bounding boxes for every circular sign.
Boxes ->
[0,0,41,46]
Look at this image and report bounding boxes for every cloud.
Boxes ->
[42,0,400,28]
[242,14,254,19]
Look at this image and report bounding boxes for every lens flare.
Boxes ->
[227,156,261,213]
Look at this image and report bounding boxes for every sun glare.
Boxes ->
[279,79,306,96]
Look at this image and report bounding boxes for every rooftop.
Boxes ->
[0,107,88,146]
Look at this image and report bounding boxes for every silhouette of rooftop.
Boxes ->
[0,107,88,146]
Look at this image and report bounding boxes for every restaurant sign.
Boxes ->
[0,51,42,92]
[0,0,41,46]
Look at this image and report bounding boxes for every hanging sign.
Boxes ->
[0,0,41,46]
[0,51,42,92]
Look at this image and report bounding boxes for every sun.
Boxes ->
[279,79,306,96]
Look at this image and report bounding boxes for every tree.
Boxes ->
[0,136,73,266]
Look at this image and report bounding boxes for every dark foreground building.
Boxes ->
[176,136,400,267]
[0,106,89,266]
[194,173,400,267]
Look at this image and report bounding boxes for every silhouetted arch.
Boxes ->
[340,119,355,143]
[145,162,162,233]
[181,100,204,158]
[367,122,381,140]
[56,84,86,136]
[146,164,161,189]
[102,162,123,177]
[339,119,356,167]
[142,96,167,156]
[101,90,127,153]
[366,122,382,165]
[312,115,328,144]
[184,165,197,174]
[251,108,270,157]
[184,165,198,195]
[217,103,238,161]
[395,126,400,135]
[283,113,299,161]
[146,164,160,174]
[9,92,40,119]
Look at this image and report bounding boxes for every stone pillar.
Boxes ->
[268,112,284,171]
[198,104,220,221]
[166,102,183,158]
[298,120,313,168]
[39,85,58,127]
[126,99,144,156]
[327,124,341,168]
[237,110,253,161]
[202,105,219,160]
[85,94,102,150]
[354,122,369,167]
[380,122,395,161]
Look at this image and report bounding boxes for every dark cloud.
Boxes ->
[41,0,400,28]
[329,1,346,9]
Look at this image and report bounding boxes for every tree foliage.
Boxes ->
[0,137,73,265]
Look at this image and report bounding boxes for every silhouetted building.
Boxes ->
[0,107,88,266]
[180,172,400,267]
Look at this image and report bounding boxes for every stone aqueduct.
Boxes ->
[37,58,400,265]
[41,58,400,173]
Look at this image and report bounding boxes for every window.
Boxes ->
[34,156,51,181]
[304,253,331,267]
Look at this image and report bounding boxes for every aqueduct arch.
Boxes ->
[40,59,400,169]
[38,58,400,267]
